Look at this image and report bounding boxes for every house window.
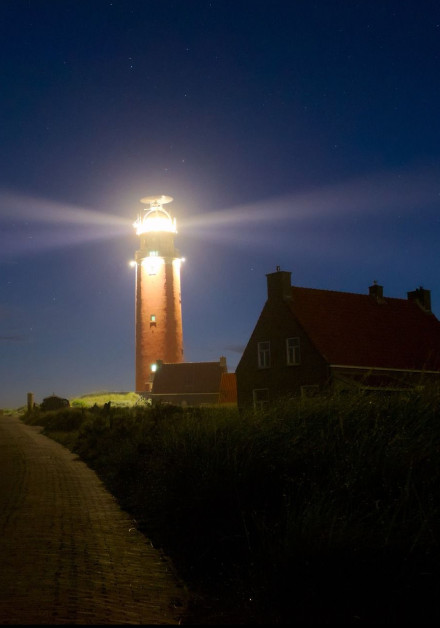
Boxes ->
[286,337,300,365]
[257,341,271,368]
[253,388,269,411]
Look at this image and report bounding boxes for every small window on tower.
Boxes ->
[150,314,156,328]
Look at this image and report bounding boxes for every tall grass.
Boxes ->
[23,390,440,624]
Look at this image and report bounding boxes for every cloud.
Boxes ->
[0,334,26,342]
[223,344,246,354]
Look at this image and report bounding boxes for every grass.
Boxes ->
[22,389,440,624]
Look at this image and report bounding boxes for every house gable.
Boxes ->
[237,270,440,408]
[236,297,328,407]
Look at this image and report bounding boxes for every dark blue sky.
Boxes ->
[1,0,440,408]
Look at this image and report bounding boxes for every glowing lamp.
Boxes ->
[133,196,177,236]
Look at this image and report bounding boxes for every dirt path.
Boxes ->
[0,414,188,625]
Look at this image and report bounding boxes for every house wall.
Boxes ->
[331,366,440,392]
[236,298,329,408]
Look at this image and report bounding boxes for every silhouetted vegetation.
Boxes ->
[40,394,70,411]
[23,390,440,624]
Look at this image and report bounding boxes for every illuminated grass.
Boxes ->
[70,391,143,407]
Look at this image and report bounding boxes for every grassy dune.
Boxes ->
[70,391,143,407]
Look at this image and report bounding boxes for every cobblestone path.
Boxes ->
[0,414,188,625]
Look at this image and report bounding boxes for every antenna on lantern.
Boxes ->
[140,194,174,207]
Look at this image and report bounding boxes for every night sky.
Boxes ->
[1,0,440,408]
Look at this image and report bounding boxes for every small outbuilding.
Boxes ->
[146,357,237,407]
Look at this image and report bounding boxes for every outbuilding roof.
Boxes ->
[219,372,237,404]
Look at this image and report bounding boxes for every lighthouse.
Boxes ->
[133,195,184,392]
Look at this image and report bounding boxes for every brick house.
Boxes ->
[236,269,440,409]
[146,356,237,407]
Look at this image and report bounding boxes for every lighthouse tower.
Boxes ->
[133,195,184,392]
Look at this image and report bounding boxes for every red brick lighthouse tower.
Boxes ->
[133,195,184,392]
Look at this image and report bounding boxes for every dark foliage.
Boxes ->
[23,392,440,624]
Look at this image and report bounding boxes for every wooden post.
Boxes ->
[27,392,34,412]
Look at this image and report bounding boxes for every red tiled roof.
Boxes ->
[288,287,440,371]
[219,372,237,403]
[152,362,225,394]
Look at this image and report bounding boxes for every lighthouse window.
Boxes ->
[150,315,156,322]
[149,250,158,256]
[144,255,162,275]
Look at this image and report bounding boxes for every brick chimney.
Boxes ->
[219,356,228,372]
[266,268,292,301]
[369,281,384,300]
[407,286,431,312]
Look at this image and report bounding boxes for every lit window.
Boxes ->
[150,314,156,322]
[258,341,271,368]
[253,388,269,411]
[142,255,163,275]
[286,337,300,365]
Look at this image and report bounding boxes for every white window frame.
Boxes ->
[253,388,269,411]
[257,341,271,368]
[286,337,300,365]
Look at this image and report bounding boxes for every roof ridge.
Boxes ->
[291,285,409,302]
